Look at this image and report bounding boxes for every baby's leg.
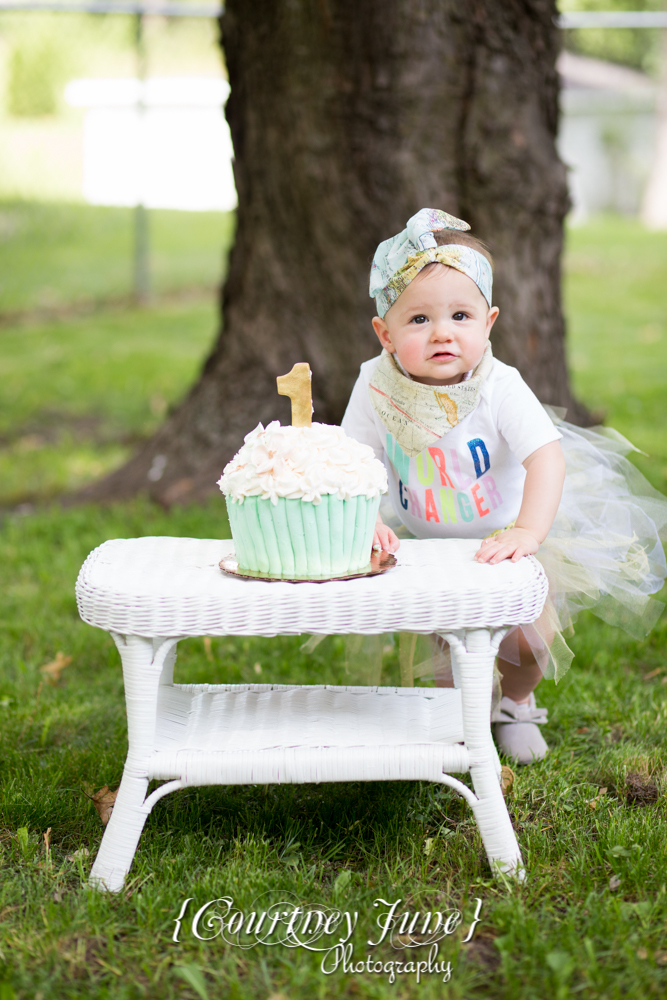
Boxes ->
[497,631,543,704]
[494,625,552,763]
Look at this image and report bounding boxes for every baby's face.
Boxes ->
[372,265,499,386]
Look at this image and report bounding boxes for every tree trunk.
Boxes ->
[85,0,585,506]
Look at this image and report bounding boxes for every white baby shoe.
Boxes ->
[492,693,549,765]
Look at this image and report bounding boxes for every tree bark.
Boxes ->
[85,0,585,506]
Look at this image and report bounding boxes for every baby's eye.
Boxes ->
[452,311,468,321]
[410,314,428,324]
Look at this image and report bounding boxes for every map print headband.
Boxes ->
[369,208,493,318]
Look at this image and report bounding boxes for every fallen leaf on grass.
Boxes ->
[609,874,621,891]
[39,652,72,685]
[637,947,648,960]
[643,667,663,681]
[43,828,51,852]
[587,787,607,810]
[92,787,117,825]
[656,951,667,966]
[84,785,118,825]
[66,847,90,862]
[500,766,515,797]
[424,837,435,857]
[576,727,590,734]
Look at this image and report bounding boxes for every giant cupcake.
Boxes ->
[218,415,387,579]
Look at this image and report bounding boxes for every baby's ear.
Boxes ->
[372,316,394,352]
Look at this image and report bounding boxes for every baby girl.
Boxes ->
[342,208,667,764]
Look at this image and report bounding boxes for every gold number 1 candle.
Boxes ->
[276,363,313,427]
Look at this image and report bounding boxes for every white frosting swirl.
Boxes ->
[218,421,388,505]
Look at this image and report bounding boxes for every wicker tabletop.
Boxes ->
[76,536,548,636]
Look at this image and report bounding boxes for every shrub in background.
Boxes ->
[7,21,70,117]
[560,0,665,77]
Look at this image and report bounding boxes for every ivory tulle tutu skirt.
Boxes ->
[513,409,667,680]
[336,409,667,686]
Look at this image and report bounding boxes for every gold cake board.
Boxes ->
[219,549,396,583]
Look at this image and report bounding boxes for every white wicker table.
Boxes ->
[75,535,548,892]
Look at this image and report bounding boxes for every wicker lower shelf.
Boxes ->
[149,683,469,783]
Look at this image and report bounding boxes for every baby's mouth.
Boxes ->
[430,351,457,361]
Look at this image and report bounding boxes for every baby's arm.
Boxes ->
[474,440,565,564]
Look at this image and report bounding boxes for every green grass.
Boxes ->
[0,300,218,507]
[0,214,667,998]
[0,200,233,506]
[1,502,667,998]
[565,215,667,493]
[0,201,235,315]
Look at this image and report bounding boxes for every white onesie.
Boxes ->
[341,354,561,540]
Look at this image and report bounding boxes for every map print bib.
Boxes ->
[368,343,493,458]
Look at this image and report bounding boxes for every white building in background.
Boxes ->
[64,77,237,212]
[64,57,659,221]
[557,51,657,221]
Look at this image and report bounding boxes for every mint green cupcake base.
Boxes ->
[226,494,381,579]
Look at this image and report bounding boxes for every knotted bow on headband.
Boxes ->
[369,208,493,318]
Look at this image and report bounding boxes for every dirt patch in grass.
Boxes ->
[625,771,660,806]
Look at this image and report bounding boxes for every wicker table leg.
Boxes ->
[89,633,180,892]
[443,628,524,878]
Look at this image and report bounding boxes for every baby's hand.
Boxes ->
[474,527,540,565]
[373,521,400,554]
